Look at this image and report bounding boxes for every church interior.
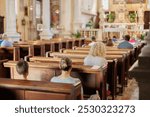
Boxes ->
[0,0,150,100]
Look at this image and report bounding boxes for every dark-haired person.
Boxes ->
[51,57,80,85]
[88,36,97,46]
[51,57,83,99]
[16,60,29,80]
[118,35,133,49]
[106,39,114,46]
[112,36,117,42]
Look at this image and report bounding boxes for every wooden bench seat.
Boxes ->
[0,78,81,100]
[29,56,117,99]
[0,47,20,61]
[48,52,126,94]
[4,61,107,99]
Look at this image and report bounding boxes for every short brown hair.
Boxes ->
[16,60,29,75]
[60,57,72,71]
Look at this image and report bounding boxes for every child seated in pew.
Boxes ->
[16,60,29,80]
[84,42,107,67]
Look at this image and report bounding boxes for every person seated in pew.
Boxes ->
[88,36,97,47]
[106,39,114,46]
[0,34,13,47]
[51,57,83,99]
[84,42,107,67]
[112,36,117,42]
[16,60,29,80]
[51,57,81,85]
[117,35,134,49]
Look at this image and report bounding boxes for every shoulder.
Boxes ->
[51,76,59,82]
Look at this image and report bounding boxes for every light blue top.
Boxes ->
[118,41,133,49]
[84,55,107,67]
[0,40,3,45]
[51,76,81,85]
[0,40,13,47]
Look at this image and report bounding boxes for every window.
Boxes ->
[102,0,109,11]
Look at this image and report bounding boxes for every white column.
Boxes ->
[73,0,83,32]
[40,0,53,40]
[4,0,20,42]
[60,0,72,37]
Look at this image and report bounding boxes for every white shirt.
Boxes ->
[84,55,107,67]
[88,42,96,47]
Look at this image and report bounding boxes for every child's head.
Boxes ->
[16,60,29,80]
[59,57,72,72]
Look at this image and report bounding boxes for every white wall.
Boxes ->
[73,0,98,32]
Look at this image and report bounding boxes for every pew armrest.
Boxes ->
[24,55,33,62]
[46,51,52,57]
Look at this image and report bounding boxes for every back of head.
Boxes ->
[91,36,96,42]
[124,35,130,41]
[89,42,106,57]
[113,36,116,39]
[60,57,72,71]
[106,39,114,46]
[16,60,29,76]
[2,34,8,40]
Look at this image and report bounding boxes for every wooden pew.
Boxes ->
[0,78,81,100]
[29,56,118,99]
[0,47,20,61]
[48,52,126,94]
[4,61,107,99]
[0,59,10,78]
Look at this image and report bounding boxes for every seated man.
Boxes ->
[16,60,29,80]
[88,36,97,46]
[0,34,13,47]
[118,35,133,49]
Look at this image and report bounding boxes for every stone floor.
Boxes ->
[116,78,139,100]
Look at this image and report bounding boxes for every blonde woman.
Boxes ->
[84,42,107,67]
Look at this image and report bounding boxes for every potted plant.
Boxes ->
[107,12,115,23]
[72,31,81,38]
[86,20,93,29]
[129,12,136,23]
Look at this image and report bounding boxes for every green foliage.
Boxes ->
[86,20,93,28]
[129,13,136,23]
[72,31,81,38]
[107,12,115,23]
